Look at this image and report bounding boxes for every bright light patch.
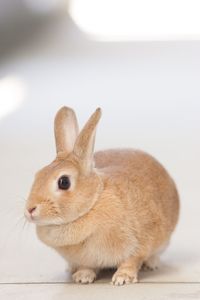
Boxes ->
[0,77,26,119]
[69,0,200,41]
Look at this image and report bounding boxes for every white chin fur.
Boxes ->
[27,217,65,226]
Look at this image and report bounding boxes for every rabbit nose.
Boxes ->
[28,206,36,214]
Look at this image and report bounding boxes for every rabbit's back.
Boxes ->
[94,149,179,248]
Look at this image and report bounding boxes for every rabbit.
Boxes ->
[25,107,179,285]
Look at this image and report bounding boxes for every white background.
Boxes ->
[0,2,200,299]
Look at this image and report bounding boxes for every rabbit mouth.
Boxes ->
[24,207,40,223]
[24,206,66,226]
[24,202,47,224]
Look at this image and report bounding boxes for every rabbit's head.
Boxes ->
[25,107,102,226]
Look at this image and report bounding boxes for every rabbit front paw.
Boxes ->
[112,270,138,286]
[72,269,97,284]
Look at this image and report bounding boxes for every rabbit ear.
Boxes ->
[73,108,102,173]
[54,106,79,155]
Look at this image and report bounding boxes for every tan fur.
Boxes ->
[25,107,179,285]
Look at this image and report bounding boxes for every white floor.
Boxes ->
[0,12,200,300]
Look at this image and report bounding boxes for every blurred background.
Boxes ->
[0,0,200,283]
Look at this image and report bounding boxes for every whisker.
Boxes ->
[0,215,24,250]
[0,194,32,252]
[15,195,27,202]
[0,196,26,218]
[22,218,29,232]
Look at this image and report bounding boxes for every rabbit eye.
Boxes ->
[58,176,71,190]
